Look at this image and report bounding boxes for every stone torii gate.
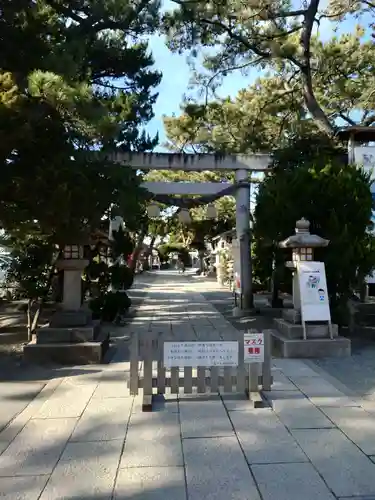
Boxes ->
[110,152,271,310]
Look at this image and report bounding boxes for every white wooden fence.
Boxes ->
[129,330,272,411]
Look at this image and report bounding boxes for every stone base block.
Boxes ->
[255,307,284,318]
[282,309,301,324]
[23,330,110,365]
[271,329,351,358]
[232,307,257,318]
[0,325,29,344]
[274,318,338,339]
[35,320,101,344]
[49,309,92,328]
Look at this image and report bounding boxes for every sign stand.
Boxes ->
[244,330,269,407]
[301,320,333,340]
[297,261,333,341]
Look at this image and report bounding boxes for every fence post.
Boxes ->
[130,332,139,396]
[262,330,272,391]
[246,328,264,407]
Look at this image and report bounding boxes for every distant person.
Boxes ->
[178,257,185,274]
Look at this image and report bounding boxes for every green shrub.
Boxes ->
[89,291,132,322]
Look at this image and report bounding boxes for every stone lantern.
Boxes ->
[147,203,161,219]
[270,217,350,358]
[279,218,329,311]
[50,243,90,327]
[206,203,217,220]
[178,208,192,224]
[24,235,109,365]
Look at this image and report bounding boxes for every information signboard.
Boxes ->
[163,341,238,368]
[354,146,375,282]
[244,333,264,363]
[297,261,331,322]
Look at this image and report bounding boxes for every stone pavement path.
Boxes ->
[2,271,375,498]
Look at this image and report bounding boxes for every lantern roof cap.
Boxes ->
[279,218,330,249]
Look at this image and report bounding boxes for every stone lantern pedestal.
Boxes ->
[49,258,91,328]
[24,248,109,364]
[270,219,351,358]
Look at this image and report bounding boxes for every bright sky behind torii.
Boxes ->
[145,0,372,151]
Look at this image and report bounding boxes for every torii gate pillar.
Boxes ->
[235,169,253,310]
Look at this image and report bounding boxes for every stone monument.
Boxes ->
[270,218,351,357]
[24,244,109,364]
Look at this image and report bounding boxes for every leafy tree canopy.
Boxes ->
[162,27,375,153]
[253,135,375,319]
[162,0,375,137]
[0,0,162,242]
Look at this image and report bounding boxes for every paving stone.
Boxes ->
[132,392,178,414]
[0,378,62,454]
[230,409,307,464]
[320,407,375,455]
[222,393,267,412]
[183,436,261,500]
[120,411,183,467]
[60,370,104,386]
[272,359,320,377]
[265,391,334,429]
[292,428,375,497]
[70,397,132,442]
[179,398,234,438]
[39,440,123,500]
[289,377,359,407]
[33,382,96,418]
[252,462,336,500]
[0,475,50,500]
[114,467,186,500]
[337,496,375,500]
[359,397,375,414]
[271,371,299,391]
[0,381,45,432]
[106,361,131,372]
[92,372,130,398]
[0,418,77,476]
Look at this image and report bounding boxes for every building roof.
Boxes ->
[336,126,375,143]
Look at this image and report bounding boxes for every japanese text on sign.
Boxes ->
[163,341,238,368]
[244,333,264,363]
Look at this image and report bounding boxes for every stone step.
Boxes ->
[23,329,109,365]
[35,320,101,344]
[355,303,375,315]
[351,325,375,337]
[274,318,338,340]
[0,325,28,344]
[282,309,300,324]
[270,329,351,358]
[354,311,375,324]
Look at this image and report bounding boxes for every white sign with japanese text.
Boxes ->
[354,146,375,279]
[163,341,238,368]
[297,261,331,322]
[244,333,264,363]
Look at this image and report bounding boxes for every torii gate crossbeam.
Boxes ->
[108,152,270,172]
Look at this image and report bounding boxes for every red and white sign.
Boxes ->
[244,333,264,363]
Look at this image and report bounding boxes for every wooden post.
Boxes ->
[261,330,272,391]
[142,337,153,412]
[247,363,263,407]
[237,339,245,393]
[130,332,139,396]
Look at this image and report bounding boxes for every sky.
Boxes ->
[144,2,371,152]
